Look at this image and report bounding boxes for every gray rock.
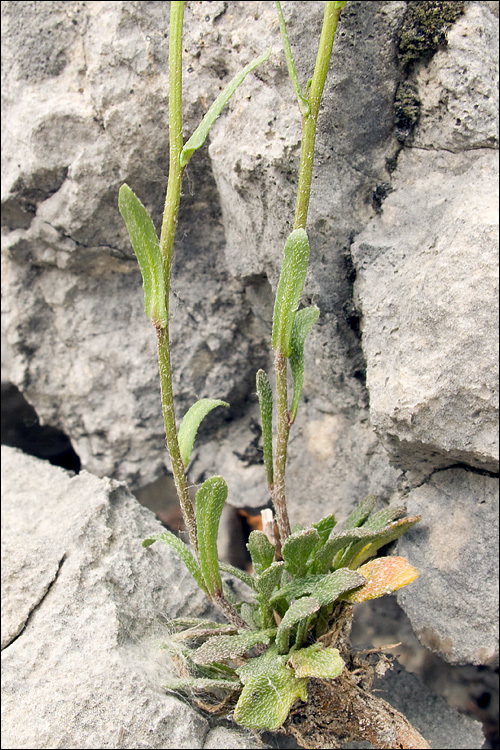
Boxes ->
[351,148,499,473]
[1,445,213,749]
[396,468,499,666]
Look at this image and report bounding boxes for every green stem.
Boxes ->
[294,1,344,230]
[272,2,344,544]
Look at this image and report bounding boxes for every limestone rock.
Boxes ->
[396,468,499,666]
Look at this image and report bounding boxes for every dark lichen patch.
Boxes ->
[394,81,421,143]
[398,1,465,70]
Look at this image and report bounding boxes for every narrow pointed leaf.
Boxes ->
[178,398,229,467]
[289,306,320,422]
[256,370,274,486]
[171,625,238,642]
[312,514,337,545]
[142,530,208,595]
[348,516,422,569]
[282,528,321,577]
[234,646,307,730]
[341,556,419,602]
[343,495,377,530]
[271,229,311,357]
[312,527,375,574]
[289,643,344,679]
[118,184,168,328]
[247,530,276,575]
[270,568,366,608]
[276,596,320,654]
[195,476,229,595]
[180,48,271,168]
[219,561,255,590]
[361,505,408,532]
[193,629,276,665]
[166,677,239,692]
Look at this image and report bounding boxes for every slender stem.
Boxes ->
[272,2,344,545]
[294,1,344,230]
[272,350,292,542]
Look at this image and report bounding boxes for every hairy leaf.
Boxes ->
[271,229,311,357]
[178,398,229,467]
[219,561,255,590]
[118,184,168,328]
[343,495,377,530]
[282,528,321,577]
[196,476,229,595]
[256,370,274,486]
[312,527,375,574]
[247,530,276,575]
[341,556,419,602]
[361,505,408,532]
[193,629,276,664]
[180,48,271,168]
[142,530,208,594]
[276,596,320,654]
[289,305,320,422]
[289,642,344,679]
[166,677,239,693]
[270,568,366,607]
[234,646,308,730]
[337,516,421,570]
[312,514,337,544]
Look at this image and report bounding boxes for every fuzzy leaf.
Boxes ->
[193,629,276,664]
[255,561,285,601]
[118,184,168,328]
[276,596,320,654]
[282,528,321,578]
[234,646,308,730]
[312,514,337,544]
[361,505,408,532]
[312,528,375,574]
[289,306,320,422]
[256,370,274,486]
[196,476,229,595]
[171,625,237,642]
[270,568,366,608]
[247,530,276,575]
[142,530,208,595]
[178,399,229,467]
[166,677,239,693]
[343,495,377,530]
[350,519,422,569]
[344,516,421,570]
[180,48,271,168]
[271,229,311,357]
[289,642,344,679]
[219,561,255,590]
[341,556,419,602]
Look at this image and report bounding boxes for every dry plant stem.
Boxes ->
[272,3,344,545]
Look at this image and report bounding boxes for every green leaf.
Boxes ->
[270,568,366,608]
[178,398,229,467]
[312,528,374,574]
[118,184,168,328]
[234,646,308,730]
[180,48,271,168]
[361,505,408,532]
[247,530,276,576]
[142,530,208,595]
[166,677,239,693]
[341,556,419,602]
[271,229,311,357]
[312,514,337,544]
[288,642,344,679]
[254,561,285,601]
[348,516,422,570]
[282,528,321,578]
[289,306,320,422]
[343,495,377,530]
[274,1,310,117]
[219,561,255,590]
[195,476,229,595]
[193,629,276,665]
[256,370,274,487]
[171,625,238,642]
[276,596,320,654]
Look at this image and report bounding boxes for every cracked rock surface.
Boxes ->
[1,0,498,742]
